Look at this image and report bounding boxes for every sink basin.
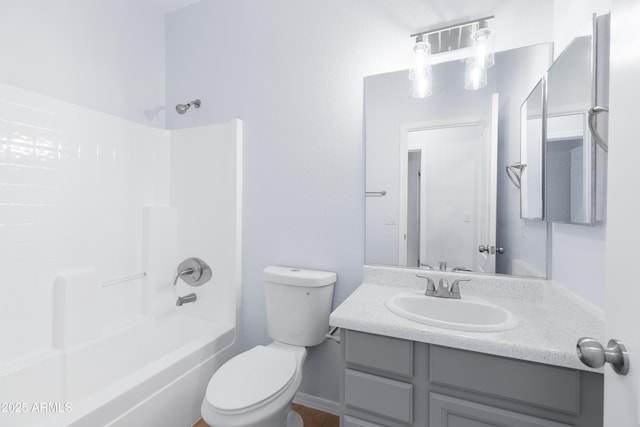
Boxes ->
[385,292,519,332]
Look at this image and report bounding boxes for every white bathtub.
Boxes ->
[0,314,236,427]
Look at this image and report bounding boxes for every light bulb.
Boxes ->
[471,26,494,68]
[465,58,487,90]
[412,71,432,98]
[410,36,432,98]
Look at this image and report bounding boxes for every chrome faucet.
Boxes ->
[176,293,197,306]
[416,275,470,299]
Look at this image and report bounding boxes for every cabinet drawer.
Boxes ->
[345,369,413,424]
[346,330,413,377]
[430,346,580,414]
[430,393,573,427]
[344,415,385,427]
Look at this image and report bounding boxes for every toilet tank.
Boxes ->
[263,266,336,347]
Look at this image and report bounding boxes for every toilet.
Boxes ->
[201,266,336,427]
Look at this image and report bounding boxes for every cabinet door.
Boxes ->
[346,330,413,378]
[345,369,413,424]
[430,394,573,427]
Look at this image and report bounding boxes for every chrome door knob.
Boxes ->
[478,245,490,253]
[496,247,505,254]
[576,337,629,375]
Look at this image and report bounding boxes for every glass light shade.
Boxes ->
[471,26,495,69]
[465,58,487,90]
[412,70,433,98]
[410,37,432,98]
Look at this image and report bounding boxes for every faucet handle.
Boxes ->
[173,257,212,287]
[450,278,471,299]
[416,274,436,296]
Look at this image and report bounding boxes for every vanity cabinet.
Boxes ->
[340,330,603,427]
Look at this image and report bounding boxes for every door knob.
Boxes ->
[576,337,629,375]
[496,247,504,254]
[478,245,490,253]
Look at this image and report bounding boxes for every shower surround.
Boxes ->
[0,82,242,426]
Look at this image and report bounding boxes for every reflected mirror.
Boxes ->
[365,44,551,278]
[545,35,595,224]
[520,79,545,220]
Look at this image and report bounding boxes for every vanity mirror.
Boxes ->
[520,13,609,225]
[365,43,551,278]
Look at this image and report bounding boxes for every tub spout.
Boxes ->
[176,293,197,306]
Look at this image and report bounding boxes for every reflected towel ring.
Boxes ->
[588,105,609,153]
[506,162,526,189]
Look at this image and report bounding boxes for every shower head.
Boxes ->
[175,99,201,114]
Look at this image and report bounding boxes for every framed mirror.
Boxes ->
[365,43,551,278]
[520,79,545,220]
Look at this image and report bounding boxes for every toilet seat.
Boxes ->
[206,345,297,414]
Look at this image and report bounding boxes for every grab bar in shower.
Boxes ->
[101,272,147,288]
[366,190,387,197]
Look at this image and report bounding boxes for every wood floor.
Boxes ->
[193,403,339,427]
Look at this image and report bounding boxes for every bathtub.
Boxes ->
[0,314,236,427]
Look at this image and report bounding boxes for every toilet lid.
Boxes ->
[207,345,297,412]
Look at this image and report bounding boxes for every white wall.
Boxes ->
[553,0,612,58]
[0,0,167,127]
[0,82,170,364]
[170,121,243,327]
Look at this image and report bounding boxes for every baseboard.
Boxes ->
[293,392,340,416]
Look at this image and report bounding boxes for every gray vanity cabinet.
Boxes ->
[340,329,604,427]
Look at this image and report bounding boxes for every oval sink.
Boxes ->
[385,292,519,332]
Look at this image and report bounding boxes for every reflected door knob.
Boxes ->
[576,337,629,375]
[478,245,504,254]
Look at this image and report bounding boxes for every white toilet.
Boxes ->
[201,266,336,427]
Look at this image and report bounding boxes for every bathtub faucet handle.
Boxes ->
[173,257,212,287]
[173,266,195,285]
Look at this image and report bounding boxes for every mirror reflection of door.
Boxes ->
[400,96,498,274]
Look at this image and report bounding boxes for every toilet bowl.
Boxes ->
[201,266,336,427]
[201,342,306,427]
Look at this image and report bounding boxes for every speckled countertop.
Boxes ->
[330,265,605,372]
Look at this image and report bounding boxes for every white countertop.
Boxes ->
[329,266,605,372]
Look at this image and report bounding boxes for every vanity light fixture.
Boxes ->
[410,16,494,96]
